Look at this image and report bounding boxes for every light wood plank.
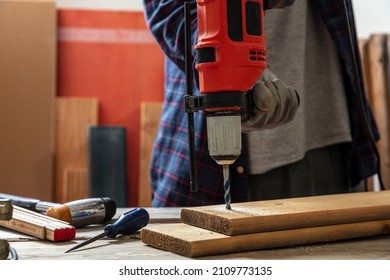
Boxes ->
[138,102,162,207]
[141,220,390,258]
[55,97,98,203]
[359,39,376,191]
[63,167,88,201]
[366,34,390,190]
[181,190,390,235]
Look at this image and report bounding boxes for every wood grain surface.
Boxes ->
[141,220,390,258]
[181,191,390,235]
[138,102,162,207]
[3,207,390,260]
[55,97,98,203]
[366,34,390,190]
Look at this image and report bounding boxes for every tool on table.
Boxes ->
[0,240,10,260]
[0,199,13,221]
[184,1,294,209]
[65,208,149,253]
[0,193,116,227]
[0,205,76,242]
[0,199,16,260]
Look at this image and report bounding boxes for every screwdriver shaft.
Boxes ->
[65,231,108,253]
[64,208,150,254]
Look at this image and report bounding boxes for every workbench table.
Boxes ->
[2,208,390,260]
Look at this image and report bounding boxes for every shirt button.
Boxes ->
[236,166,245,174]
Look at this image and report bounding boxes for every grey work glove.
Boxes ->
[242,67,299,132]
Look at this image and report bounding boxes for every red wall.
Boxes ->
[57,9,164,206]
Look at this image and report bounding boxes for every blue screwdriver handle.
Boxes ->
[104,208,149,238]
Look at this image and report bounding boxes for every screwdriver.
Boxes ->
[65,208,149,253]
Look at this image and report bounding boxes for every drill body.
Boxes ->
[195,0,267,165]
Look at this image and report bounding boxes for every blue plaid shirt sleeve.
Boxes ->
[142,0,380,207]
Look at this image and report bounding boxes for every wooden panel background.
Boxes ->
[359,34,390,190]
[55,97,98,203]
[138,102,163,207]
[57,10,164,206]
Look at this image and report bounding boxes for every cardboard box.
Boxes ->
[0,0,56,201]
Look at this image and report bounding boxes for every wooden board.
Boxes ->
[181,191,390,235]
[55,97,98,203]
[141,220,390,258]
[138,102,162,206]
[358,39,376,191]
[366,34,390,190]
[63,167,88,201]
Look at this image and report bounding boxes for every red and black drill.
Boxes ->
[184,0,293,209]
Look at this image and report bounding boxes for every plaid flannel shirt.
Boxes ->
[142,0,380,207]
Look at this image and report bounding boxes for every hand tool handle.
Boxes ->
[47,197,117,227]
[0,199,13,220]
[0,193,58,212]
[105,208,149,238]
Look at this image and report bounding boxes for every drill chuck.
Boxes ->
[206,114,242,165]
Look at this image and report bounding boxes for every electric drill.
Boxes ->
[196,0,266,166]
[184,0,293,209]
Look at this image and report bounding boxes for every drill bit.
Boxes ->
[223,164,232,210]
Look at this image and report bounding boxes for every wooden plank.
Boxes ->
[366,34,390,190]
[55,97,98,203]
[138,102,162,207]
[5,233,390,260]
[63,167,88,201]
[181,190,390,235]
[141,220,390,258]
[359,39,376,192]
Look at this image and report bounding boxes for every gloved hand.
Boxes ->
[242,66,299,132]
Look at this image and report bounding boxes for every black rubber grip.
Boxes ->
[0,193,38,211]
[101,197,117,221]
